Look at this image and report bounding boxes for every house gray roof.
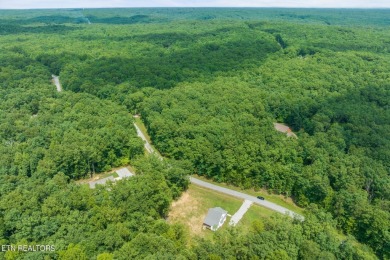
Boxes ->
[203,207,227,227]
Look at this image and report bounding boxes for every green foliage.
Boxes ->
[193,209,378,259]
[133,156,191,199]
[97,252,114,260]
[0,66,144,178]
[0,7,389,259]
[59,244,88,260]
[141,81,302,194]
[0,167,181,258]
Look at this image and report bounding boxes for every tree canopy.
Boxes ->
[0,8,389,259]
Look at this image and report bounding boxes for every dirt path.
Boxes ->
[274,122,297,138]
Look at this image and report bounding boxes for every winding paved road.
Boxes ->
[134,118,304,221]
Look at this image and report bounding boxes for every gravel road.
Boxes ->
[134,123,155,154]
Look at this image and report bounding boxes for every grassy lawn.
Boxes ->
[168,183,282,240]
[168,184,244,239]
[238,204,276,232]
[192,174,304,215]
[126,165,136,174]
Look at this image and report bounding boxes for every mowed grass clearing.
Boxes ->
[192,174,304,215]
[238,204,276,232]
[168,184,276,239]
[168,184,240,238]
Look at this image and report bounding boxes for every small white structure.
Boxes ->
[203,207,228,231]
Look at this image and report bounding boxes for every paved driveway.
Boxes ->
[89,167,134,189]
[229,200,253,226]
[116,167,134,178]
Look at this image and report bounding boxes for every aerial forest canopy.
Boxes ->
[0,8,389,259]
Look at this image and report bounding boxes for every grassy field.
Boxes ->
[192,174,304,215]
[168,184,241,238]
[238,204,276,233]
[168,184,278,239]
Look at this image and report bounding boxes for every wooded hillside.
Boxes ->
[0,8,388,259]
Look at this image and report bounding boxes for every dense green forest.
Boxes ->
[0,8,389,259]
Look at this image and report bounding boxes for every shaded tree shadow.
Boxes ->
[0,23,82,35]
[86,14,159,24]
[62,31,280,94]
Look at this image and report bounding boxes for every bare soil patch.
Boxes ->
[274,122,298,138]
[168,190,205,236]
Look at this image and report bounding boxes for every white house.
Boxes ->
[203,207,228,231]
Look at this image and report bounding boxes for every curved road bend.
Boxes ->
[133,118,304,221]
[190,177,304,221]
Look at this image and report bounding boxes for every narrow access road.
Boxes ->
[190,177,304,221]
[134,117,304,221]
[52,75,62,92]
[133,123,155,154]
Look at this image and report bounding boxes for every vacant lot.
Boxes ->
[168,184,278,238]
[168,184,242,237]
